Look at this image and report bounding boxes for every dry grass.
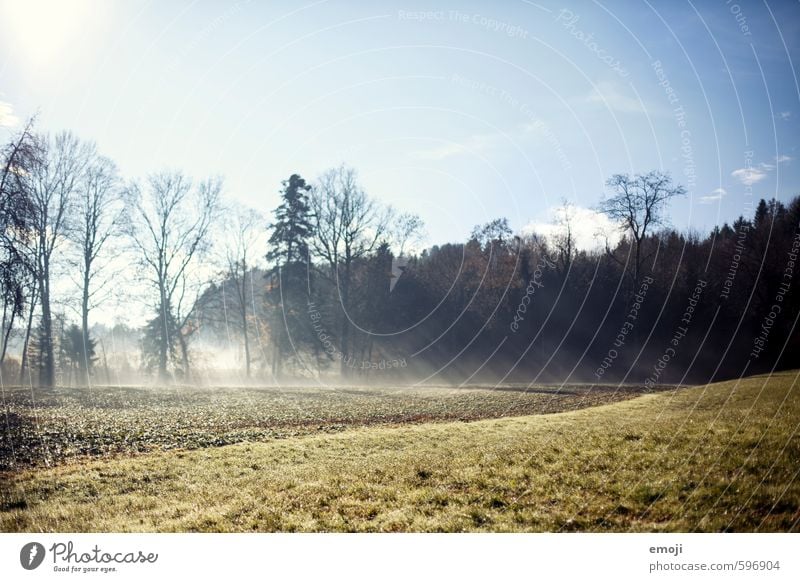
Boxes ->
[1,372,798,532]
[0,382,655,470]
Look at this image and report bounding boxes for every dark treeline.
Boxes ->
[1,121,798,386]
[391,196,800,385]
[194,170,800,385]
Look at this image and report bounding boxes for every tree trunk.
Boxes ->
[80,262,91,385]
[19,281,38,384]
[241,272,251,379]
[339,261,351,377]
[158,283,169,382]
[0,302,14,366]
[98,338,110,384]
[270,266,284,382]
[271,334,282,381]
[39,272,55,388]
[177,331,189,381]
[242,308,251,379]
[633,236,642,350]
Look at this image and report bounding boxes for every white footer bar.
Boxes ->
[1,533,796,581]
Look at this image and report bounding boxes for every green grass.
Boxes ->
[1,372,798,532]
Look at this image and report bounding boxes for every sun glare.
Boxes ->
[1,0,102,66]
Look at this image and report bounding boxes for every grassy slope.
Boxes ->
[1,372,798,532]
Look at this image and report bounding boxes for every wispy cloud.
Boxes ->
[699,187,726,204]
[0,101,19,128]
[409,121,551,161]
[731,167,766,186]
[779,111,791,120]
[408,133,501,161]
[584,81,647,114]
[776,154,792,163]
[731,162,774,186]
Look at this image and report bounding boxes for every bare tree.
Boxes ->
[70,153,123,384]
[309,165,392,375]
[391,211,426,257]
[599,171,685,297]
[21,132,92,387]
[125,171,221,381]
[552,198,576,278]
[173,271,205,380]
[218,204,264,378]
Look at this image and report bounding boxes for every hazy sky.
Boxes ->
[1,0,799,249]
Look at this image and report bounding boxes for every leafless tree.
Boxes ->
[552,198,576,278]
[70,152,123,384]
[172,271,205,380]
[21,132,92,387]
[217,204,264,378]
[309,165,392,375]
[599,171,685,297]
[125,171,221,381]
[391,211,426,257]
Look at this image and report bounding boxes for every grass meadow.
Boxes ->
[1,371,798,532]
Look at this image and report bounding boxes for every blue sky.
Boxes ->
[1,0,799,248]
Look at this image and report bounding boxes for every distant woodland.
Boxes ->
[2,121,798,386]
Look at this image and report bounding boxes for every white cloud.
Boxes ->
[731,167,765,186]
[584,81,647,114]
[776,154,792,163]
[731,162,774,186]
[779,111,791,120]
[0,101,19,128]
[699,187,726,204]
[523,204,621,251]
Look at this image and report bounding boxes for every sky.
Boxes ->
[1,0,799,251]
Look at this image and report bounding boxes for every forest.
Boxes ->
[1,120,799,387]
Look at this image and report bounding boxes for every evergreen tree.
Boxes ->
[267,174,312,266]
[266,174,314,378]
[140,312,179,377]
[62,323,97,385]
